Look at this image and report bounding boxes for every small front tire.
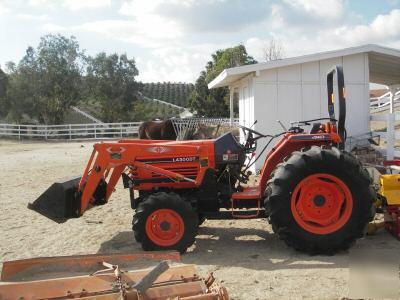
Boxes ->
[132,192,198,253]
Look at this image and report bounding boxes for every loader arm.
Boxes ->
[77,142,209,216]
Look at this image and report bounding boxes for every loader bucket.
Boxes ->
[28,177,81,223]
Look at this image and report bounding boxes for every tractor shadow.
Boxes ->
[95,222,390,271]
[184,225,348,271]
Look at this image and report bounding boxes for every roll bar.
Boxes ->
[327,65,346,149]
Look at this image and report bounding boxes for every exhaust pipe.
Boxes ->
[28,177,81,223]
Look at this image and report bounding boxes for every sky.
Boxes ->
[0,0,399,83]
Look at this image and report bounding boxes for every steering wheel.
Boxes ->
[240,125,266,153]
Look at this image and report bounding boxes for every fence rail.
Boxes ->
[369,87,400,159]
[370,90,400,113]
[0,122,141,140]
[0,118,239,141]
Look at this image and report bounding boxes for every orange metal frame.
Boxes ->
[77,139,215,214]
[1,252,229,299]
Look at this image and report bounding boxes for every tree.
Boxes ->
[189,45,257,117]
[3,51,38,123]
[86,53,139,122]
[34,35,84,124]
[188,71,226,117]
[205,45,257,82]
[4,35,85,124]
[264,39,284,62]
[0,67,8,118]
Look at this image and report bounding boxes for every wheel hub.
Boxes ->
[291,173,353,235]
[313,195,326,207]
[145,209,185,246]
[160,221,171,231]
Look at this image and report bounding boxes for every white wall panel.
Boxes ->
[253,82,278,171]
[345,84,369,136]
[258,68,277,82]
[319,57,343,81]
[277,84,302,124]
[320,83,329,117]
[301,61,320,82]
[343,54,365,82]
[254,83,278,133]
[278,65,301,82]
[235,54,370,170]
[302,84,321,120]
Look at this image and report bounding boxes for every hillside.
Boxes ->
[71,82,194,123]
[77,97,184,123]
[138,82,194,107]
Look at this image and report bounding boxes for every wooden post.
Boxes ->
[69,124,72,140]
[18,125,21,140]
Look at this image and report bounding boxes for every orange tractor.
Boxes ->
[31,66,375,255]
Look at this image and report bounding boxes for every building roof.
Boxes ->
[208,44,400,88]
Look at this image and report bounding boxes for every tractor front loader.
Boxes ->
[30,66,376,255]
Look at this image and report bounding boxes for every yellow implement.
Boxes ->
[380,174,400,205]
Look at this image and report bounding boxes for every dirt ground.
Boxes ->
[1,140,399,300]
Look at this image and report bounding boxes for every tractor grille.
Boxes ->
[128,165,199,184]
[150,166,198,179]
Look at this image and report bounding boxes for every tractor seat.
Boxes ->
[309,123,323,134]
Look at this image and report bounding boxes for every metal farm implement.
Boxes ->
[0,252,229,299]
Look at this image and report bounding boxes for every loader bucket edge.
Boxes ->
[28,176,81,223]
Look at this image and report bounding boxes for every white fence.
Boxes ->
[0,118,238,141]
[370,90,400,113]
[370,87,400,159]
[0,122,141,140]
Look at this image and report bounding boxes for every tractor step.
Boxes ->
[230,186,262,218]
[231,186,261,199]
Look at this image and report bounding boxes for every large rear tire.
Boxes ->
[265,146,375,255]
[132,192,198,253]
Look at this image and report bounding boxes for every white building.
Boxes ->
[208,44,400,170]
